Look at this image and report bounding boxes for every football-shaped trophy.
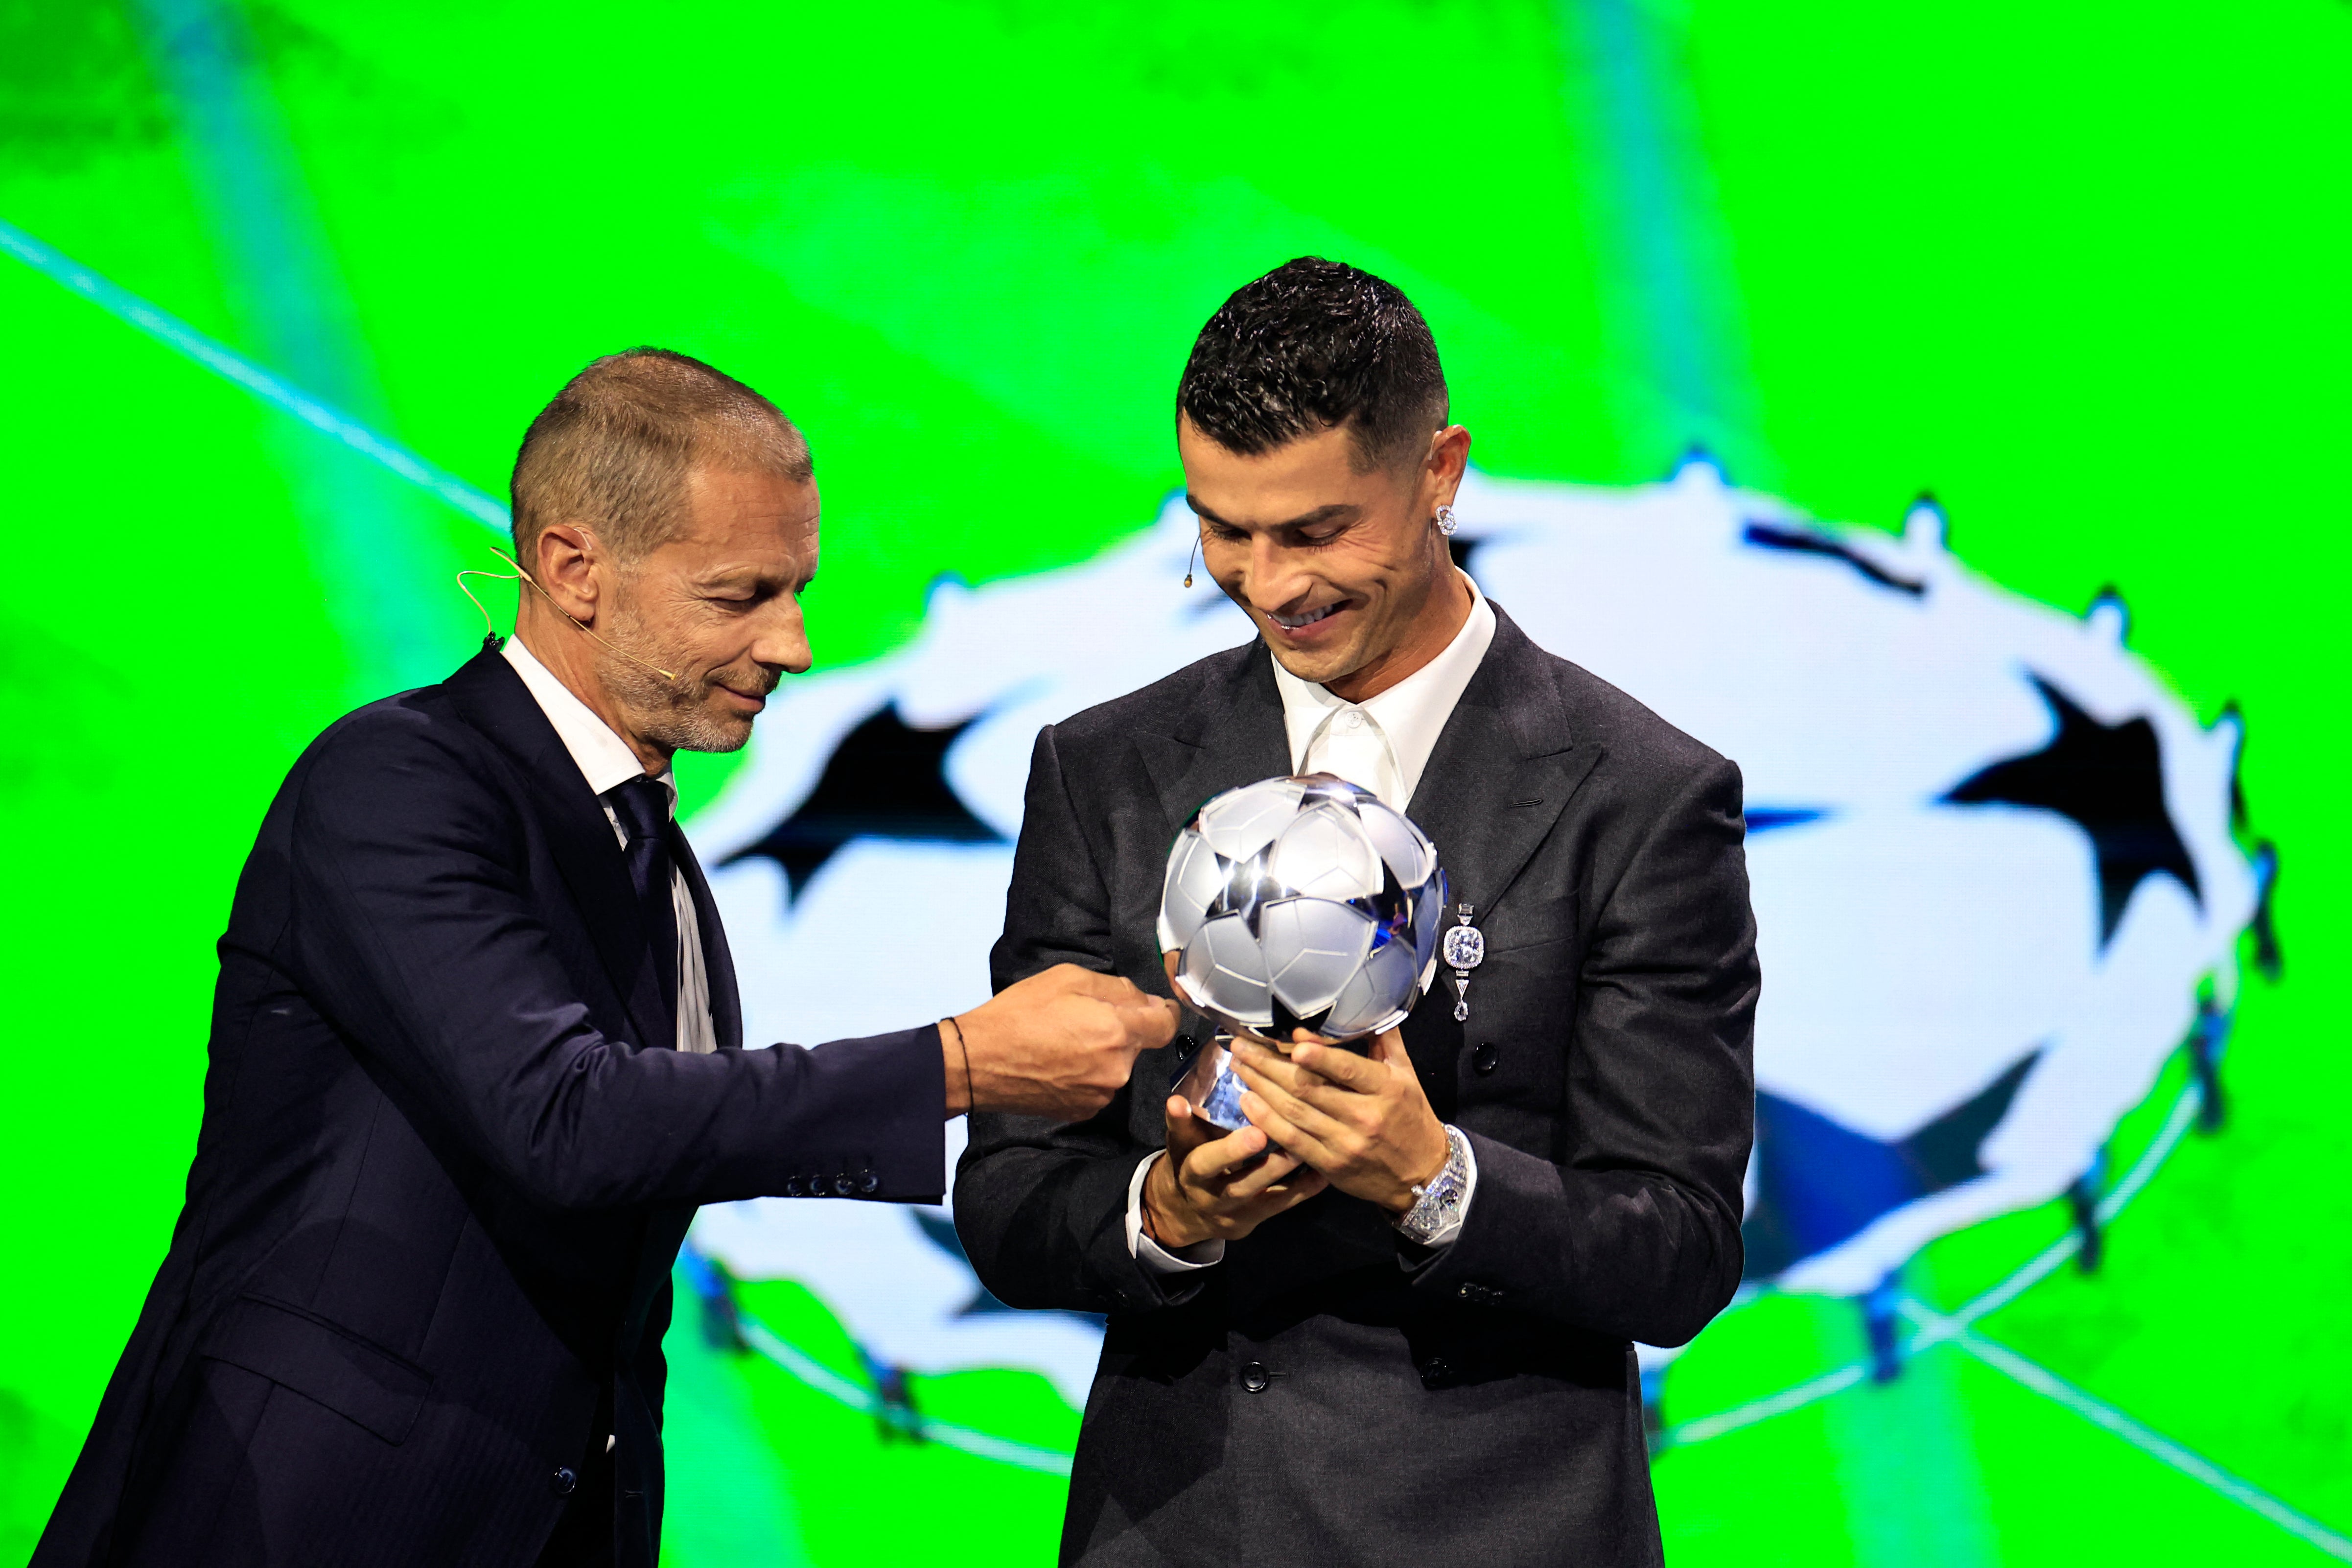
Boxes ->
[1156,774,1447,1131]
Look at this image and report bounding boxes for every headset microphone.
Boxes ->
[457,542,680,683]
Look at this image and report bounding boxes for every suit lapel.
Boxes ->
[444,650,678,1054]
[1407,605,1603,922]
[1137,621,1600,953]
[1138,642,1292,839]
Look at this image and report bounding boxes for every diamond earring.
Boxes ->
[1435,504,1459,536]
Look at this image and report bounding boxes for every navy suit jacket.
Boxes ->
[35,648,945,1568]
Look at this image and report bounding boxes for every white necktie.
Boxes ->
[1303,706,1404,809]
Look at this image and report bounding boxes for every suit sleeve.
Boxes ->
[284,711,947,1210]
[952,725,1189,1316]
[1414,754,1758,1347]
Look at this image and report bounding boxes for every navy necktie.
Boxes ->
[604,776,679,1015]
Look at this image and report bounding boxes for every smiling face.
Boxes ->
[1180,414,1472,702]
[596,465,819,757]
[519,459,819,770]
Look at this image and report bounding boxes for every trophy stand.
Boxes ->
[1172,1031,1250,1132]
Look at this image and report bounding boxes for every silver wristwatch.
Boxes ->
[1396,1124,1471,1245]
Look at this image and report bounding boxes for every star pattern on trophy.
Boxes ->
[1160,774,1447,1044]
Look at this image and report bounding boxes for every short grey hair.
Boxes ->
[510,348,811,563]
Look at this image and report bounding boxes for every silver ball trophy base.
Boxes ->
[1173,1034,1251,1133]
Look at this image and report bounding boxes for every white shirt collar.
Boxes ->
[501,636,674,808]
[1268,571,1496,809]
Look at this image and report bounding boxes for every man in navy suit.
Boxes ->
[35,349,1175,1568]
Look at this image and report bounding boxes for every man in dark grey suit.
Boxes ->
[956,259,1759,1566]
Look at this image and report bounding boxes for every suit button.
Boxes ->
[860,1170,881,1195]
[833,1172,856,1196]
[1239,1361,1271,1394]
[784,1175,804,1197]
[1457,1283,1477,1301]
[1471,1042,1500,1075]
[551,1465,578,1497]
[1421,1357,1453,1387]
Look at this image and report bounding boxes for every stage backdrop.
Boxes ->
[2,2,2347,1564]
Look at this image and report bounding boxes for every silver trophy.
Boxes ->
[1157,774,1447,1131]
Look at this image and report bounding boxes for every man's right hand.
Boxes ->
[950,964,1176,1122]
[1140,1094,1328,1249]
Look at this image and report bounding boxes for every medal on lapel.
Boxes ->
[1441,903,1485,1022]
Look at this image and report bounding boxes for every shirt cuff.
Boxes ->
[1126,1151,1225,1275]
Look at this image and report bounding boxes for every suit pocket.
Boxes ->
[1487,890,1581,956]
[199,1293,432,1444]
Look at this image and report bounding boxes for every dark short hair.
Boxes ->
[511,348,811,562]
[1176,257,1448,470]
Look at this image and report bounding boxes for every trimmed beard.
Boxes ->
[597,601,759,756]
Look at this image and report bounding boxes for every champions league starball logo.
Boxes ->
[681,458,2276,1416]
[1159,774,1447,1046]
[1157,774,1448,1133]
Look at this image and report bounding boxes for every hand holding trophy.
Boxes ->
[1140,774,1451,1247]
[1157,772,1449,1124]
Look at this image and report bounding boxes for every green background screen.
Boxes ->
[2,1,2347,1564]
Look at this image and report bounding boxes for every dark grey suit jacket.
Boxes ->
[955,605,1758,1568]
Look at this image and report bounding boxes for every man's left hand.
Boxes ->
[1229,1030,1448,1215]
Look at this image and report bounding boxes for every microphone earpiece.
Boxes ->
[460,543,680,683]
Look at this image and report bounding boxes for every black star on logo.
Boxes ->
[723,704,1002,905]
[1942,674,2201,947]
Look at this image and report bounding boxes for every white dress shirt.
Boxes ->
[503,637,717,1055]
[1272,571,1497,812]
[1131,573,1495,1278]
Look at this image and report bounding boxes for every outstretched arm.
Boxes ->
[290,711,1167,1212]
[286,714,950,1210]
